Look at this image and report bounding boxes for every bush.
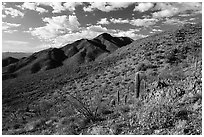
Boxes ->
[165,49,181,64]
[136,63,157,72]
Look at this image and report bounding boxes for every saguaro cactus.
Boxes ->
[117,90,120,105]
[135,72,141,98]
[124,94,128,105]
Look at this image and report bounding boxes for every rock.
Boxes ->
[24,119,44,132]
[45,120,53,125]
[110,99,116,106]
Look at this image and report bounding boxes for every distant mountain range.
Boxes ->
[2,33,133,80]
[2,52,32,59]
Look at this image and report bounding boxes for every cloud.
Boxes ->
[2,14,7,18]
[163,18,189,25]
[152,28,163,32]
[109,17,158,27]
[152,2,202,18]
[3,7,24,18]
[39,2,64,13]
[3,30,18,33]
[3,40,30,52]
[38,2,82,13]
[110,18,129,24]
[53,26,144,46]
[130,18,158,27]
[21,2,36,10]
[21,2,48,13]
[152,9,179,18]
[97,18,109,25]
[113,29,147,40]
[3,40,29,45]
[87,25,108,32]
[133,2,154,12]
[53,25,117,46]
[83,2,133,12]
[2,40,47,52]
[2,22,21,33]
[63,2,83,12]
[36,7,48,13]
[29,15,80,41]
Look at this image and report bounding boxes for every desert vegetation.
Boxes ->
[2,23,202,135]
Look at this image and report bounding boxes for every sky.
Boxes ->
[2,1,202,52]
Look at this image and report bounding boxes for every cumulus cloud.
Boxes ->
[87,25,108,32]
[63,2,83,12]
[133,2,154,12]
[109,17,158,27]
[152,28,163,32]
[152,2,202,18]
[130,18,158,27]
[2,14,7,18]
[29,15,80,41]
[3,7,24,18]
[2,22,21,33]
[83,2,133,12]
[113,29,146,40]
[53,25,117,46]
[153,8,179,18]
[97,18,109,25]
[38,2,82,13]
[21,2,48,13]
[163,18,189,25]
[110,18,129,24]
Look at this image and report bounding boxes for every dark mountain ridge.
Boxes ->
[2,33,133,80]
[2,57,19,67]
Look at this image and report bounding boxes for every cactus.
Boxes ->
[117,90,120,105]
[135,72,141,98]
[124,94,128,105]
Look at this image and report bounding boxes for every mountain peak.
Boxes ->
[96,33,113,39]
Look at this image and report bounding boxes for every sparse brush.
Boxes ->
[66,81,104,123]
[93,90,103,117]
[67,94,95,120]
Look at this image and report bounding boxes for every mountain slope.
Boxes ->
[2,33,133,80]
[2,57,19,67]
[2,23,202,135]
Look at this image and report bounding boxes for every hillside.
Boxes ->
[2,23,202,135]
[2,57,19,67]
[2,33,133,80]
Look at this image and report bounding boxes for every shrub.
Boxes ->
[136,62,158,72]
[67,94,103,124]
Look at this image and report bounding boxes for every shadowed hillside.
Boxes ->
[2,33,133,80]
[2,23,202,135]
[2,57,19,67]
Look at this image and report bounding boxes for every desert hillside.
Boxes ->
[2,23,202,135]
